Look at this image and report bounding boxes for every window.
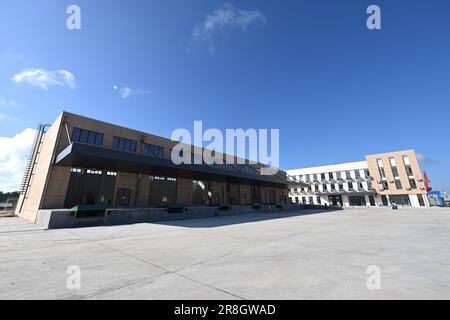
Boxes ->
[405,165,414,176]
[331,184,336,190]
[72,128,104,146]
[242,165,257,175]
[402,155,411,165]
[402,155,414,176]
[345,171,351,180]
[367,182,373,190]
[87,170,102,175]
[390,157,400,178]
[377,158,387,179]
[321,173,326,180]
[328,173,333,180]
[112,137,137,152]
[107,171,117,176]
[348,183,354,191]
[381,180,389,190]
[355,170,361,179]
[409,179,417,189]
[339,184,344,191]
[71,168,82,173]
[317,197,321,205]
[323,184,328,192]
[144,143,164,158]
[395,180,403,190]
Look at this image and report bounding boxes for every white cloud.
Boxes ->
[113,85,150,99]
[192,3,266,53]
[11,68,76,90]
[417,153,439,165]
[0,128,36,192]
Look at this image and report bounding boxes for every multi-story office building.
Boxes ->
[16,112,293,223]
[287,150,430,208]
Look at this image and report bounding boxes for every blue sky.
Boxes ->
[0,0,449,192]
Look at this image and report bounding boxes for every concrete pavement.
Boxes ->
[1,207,450,300]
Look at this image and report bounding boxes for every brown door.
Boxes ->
[116,188,131,207]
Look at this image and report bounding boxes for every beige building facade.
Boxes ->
[16,112,290,223]
[288,150,429,208]
[366,150,428,207]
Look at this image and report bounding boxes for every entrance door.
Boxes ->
[418,195,425,207]
[116,188,131,207]
[64,169,117,208]
[349,196,366,206]
[267,190,276,205]
[390,195,411,206]
[329,195,343,206]
[381,195,389,206]
[369,196,376,207]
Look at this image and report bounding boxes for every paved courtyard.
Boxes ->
[1,207,450,300]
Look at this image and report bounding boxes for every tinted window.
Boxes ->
[112,137,137,152]
[71,127,104,146]
[144,143,164,158]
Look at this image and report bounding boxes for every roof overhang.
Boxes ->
[54,143,288,188]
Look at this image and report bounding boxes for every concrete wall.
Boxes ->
[35,204,335,230]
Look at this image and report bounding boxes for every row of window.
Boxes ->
[187,152,259,175]
[292,182,373,194]
[296,169,371,183]
[72,127,167,159]
[376,155,417,191]
[71,168,117,176]
[290,196,320,205]
[72,127,260,175]
[71,169,182,181]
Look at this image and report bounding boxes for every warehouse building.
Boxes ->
[16,112,295,223]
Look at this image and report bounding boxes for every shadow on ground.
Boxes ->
[154,208,342,228]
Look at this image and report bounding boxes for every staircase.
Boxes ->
[19,124,47,195]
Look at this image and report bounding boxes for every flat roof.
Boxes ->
[55,142,289,188]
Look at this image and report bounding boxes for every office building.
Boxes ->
[287,150,430,208]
